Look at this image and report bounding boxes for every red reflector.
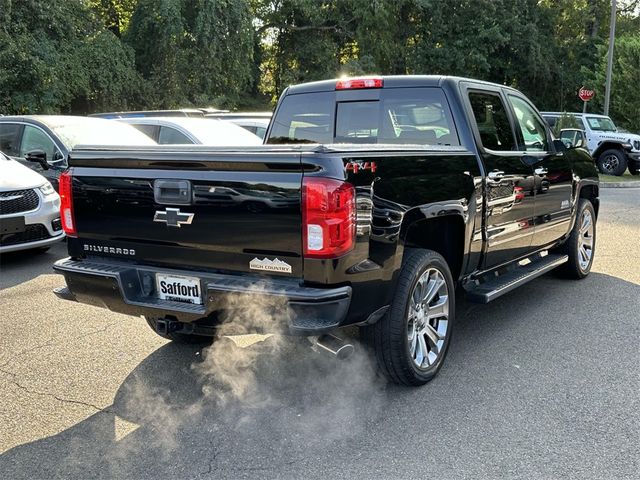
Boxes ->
[302,177,355,259]
[336,77,383,90]
[59,170,77,236]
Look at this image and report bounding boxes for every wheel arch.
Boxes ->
[593,141,627,159]
[578,182,600,218]
[400,210,467,282]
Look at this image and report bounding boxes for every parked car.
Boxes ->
[224,118,270,140]
[53,75,599,387]
[117,117,262,145]
[0,152,64,254]
[89,109,208,119]
[202,112,272,139]
[204,111,272,120]
[0,116,156,190]
[541,112,640,176]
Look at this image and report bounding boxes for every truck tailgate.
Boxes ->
[67,148,304,277]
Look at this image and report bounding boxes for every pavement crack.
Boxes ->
[0,321,120,370]
[0,366,112,414]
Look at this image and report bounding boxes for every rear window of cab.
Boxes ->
[267,88,460,146]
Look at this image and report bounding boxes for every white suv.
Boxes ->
[542,112,640,176]
[0,152,64,254]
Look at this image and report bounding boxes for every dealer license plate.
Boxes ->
[156,274,203,305]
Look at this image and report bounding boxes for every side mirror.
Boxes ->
[25,150,49,170]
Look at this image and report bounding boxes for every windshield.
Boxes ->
[268,88,459,146]
[45,117,157,149]
[586,116,617,132]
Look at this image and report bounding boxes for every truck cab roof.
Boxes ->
[285,75,514,95]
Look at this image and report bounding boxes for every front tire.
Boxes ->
[363,249,455,386]
[555,199,596,279]
[628,162,640,176]
[597,149,627,176]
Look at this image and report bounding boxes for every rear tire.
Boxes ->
[144,317,214,344]
[362,249,455,386]
[597,149,627,176]
[554,199,596,279]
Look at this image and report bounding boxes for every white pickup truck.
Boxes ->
[542,112,640,176]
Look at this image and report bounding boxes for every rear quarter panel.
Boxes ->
[302,147,483,325]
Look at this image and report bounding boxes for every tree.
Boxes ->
[0,0,142,114]
[126,0,254,108]
[181,0,254,106]
[584,35,640,131]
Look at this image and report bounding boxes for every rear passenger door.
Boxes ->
[464,85,537,269]
[506,94,573,249]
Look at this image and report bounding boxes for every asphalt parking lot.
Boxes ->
[1,188,638,479]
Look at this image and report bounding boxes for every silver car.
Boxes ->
[116,117,262,145]
[0,152,64,253]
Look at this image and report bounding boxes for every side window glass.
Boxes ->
[255,127,267,139]
[560,130,577,148]
[132,124,158,141]
[158,126,192,144]
[468,92,516,151]
[20,125,58,160]
[0,124,23,157]
[508,96,549,152]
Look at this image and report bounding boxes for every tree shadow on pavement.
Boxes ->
[0,272,638,479]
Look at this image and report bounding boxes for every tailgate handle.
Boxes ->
[154,180,192,205]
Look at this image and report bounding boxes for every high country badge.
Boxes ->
[249,257,292,274]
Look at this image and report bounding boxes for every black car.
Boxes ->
[0,116,156,190]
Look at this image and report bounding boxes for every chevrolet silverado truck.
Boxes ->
[53,76,599,386]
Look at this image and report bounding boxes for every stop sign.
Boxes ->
[579,87,595,102]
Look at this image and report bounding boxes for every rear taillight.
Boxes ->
[302,177,355,259]
[335,77,383,90]
[59,170,76,236]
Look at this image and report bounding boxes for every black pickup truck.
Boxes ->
[53,76,599,386]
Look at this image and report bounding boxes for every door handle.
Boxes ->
[487,170,505,181]
[534,167,548,176]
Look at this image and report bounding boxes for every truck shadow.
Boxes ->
[1,272,638,479]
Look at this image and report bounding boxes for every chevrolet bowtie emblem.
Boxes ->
[153,208,194,228]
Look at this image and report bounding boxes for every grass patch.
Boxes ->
[599,171,640,182]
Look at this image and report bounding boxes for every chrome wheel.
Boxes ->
[578,209,594,271]
[407,268,449,369]
[602,154,619,173]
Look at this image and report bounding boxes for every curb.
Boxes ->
[600,181,640,188]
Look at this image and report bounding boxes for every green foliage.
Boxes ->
[0,0,638,116]
[0,0,142,114]
[582,35,640,132]
[125,0,254,108]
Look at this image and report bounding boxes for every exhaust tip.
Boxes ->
[313,333,355,360]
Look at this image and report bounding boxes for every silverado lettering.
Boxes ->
[54,76,599,386]
[83,244,135,256]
